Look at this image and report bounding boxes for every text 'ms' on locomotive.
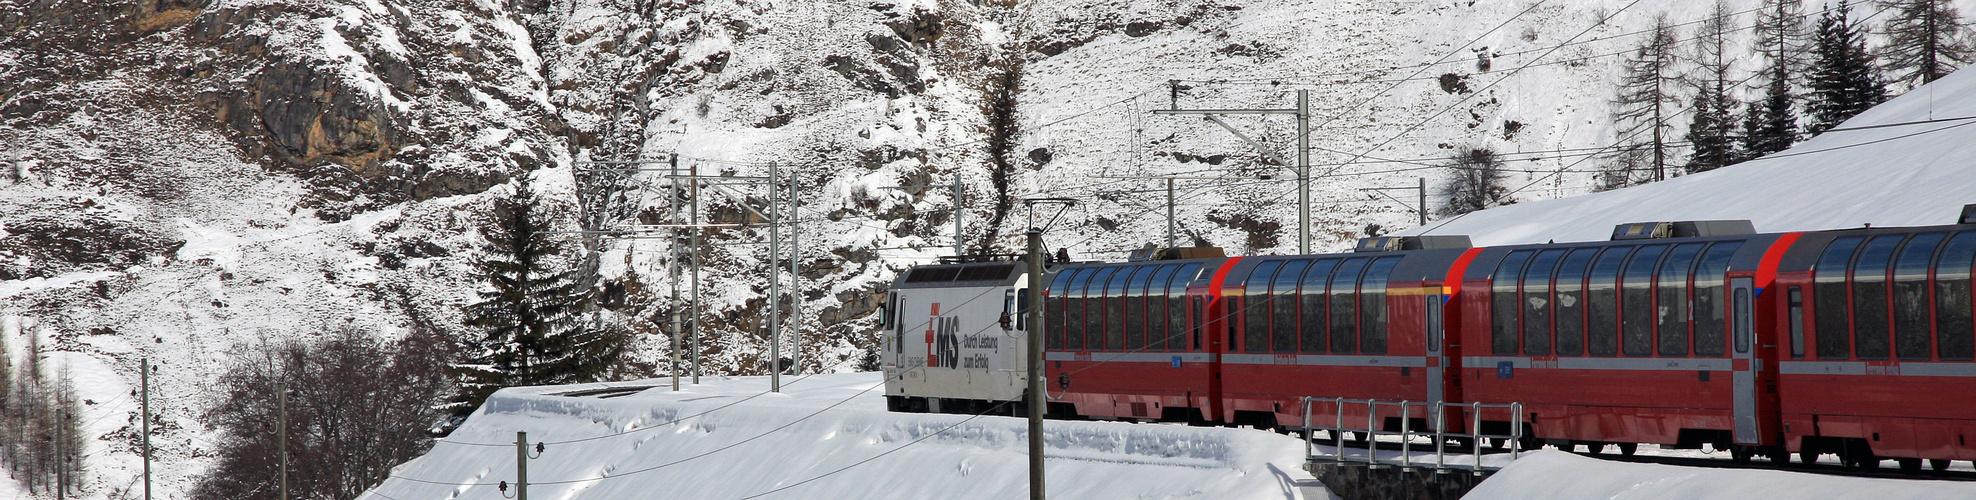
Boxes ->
[880,204,1976,471]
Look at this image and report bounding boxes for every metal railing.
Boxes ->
[1300,397,1525,475]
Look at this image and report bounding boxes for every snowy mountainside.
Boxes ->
[1405,61,1976,245]
[4,0,1976,497]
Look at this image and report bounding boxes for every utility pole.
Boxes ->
[690,161,702,384]
[1024,228,1047,500]
[770,160,782,393]
[1359,177,1431,227]
[788,168,803,375]
[1166,178,1175,249]
[278,380,287,500]
[669,155,683,392]
[142,358,151,500]
[882,180,968,256]
[515,431,529,500]
[1154,87,1313,253]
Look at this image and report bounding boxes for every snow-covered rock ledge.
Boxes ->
[1465,450,1976,499]
[364,373,1326,500]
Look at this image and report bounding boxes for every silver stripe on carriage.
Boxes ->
[1043,352,1216,363]
[1222,354,1429,367]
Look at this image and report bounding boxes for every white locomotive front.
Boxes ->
[880,260,1033,414]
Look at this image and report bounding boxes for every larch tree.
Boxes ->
[1686,1,1744,174]
[1609,14,1682,185]
[1808,0,1889,134]
[1879,0,1973,87]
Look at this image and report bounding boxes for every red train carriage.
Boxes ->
[1042,255,1224,423]
[1212,240,1472,432]
[1770,223,1976,470]
[1456,222,1788,460]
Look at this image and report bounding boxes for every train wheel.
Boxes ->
[1731,447,1754,465]
[1931,459,1951,471]
[1582,441,1604,455]
[1616,443,1638,457]
[1797,450,1819,467]
[1899,458,1922,472]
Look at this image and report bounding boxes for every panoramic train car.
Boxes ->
[1769,217,1976,470]
[880,258,1033,414]
[1457,221,1788,458]
[1213,236,1473,431]
[1041,251,1228,423]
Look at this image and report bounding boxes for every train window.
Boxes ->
[1655,243,1705,357]
[1106,266,1136,351]
[1245,261,1283,354]
[1300,259,1340,354]
[1146,265,1178,351]
[1492,250,1535,355]
[1789,287,1805,358]
[1893,233,1946,360]
[1192,295,1206,351]
[1621,245,1668,357]
[1079,267,1116,351]
[1587,246,1632,356]
[1273,260,1311,353]
[1168,264,1199,352]
[1814,236,1863,359]
[1522,249,1567,356]
[1047,269,1083,350]
[1331,258,1371,354]
[1124,266,1156,351]
[1360,257,1401,355]
[1936,233,1976,360]
[1852,235,1904,360]
[1691,242,1742,357]
[1735,286,1752,354]
[1554,248,1598,356]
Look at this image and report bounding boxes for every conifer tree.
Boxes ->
[1880,0,1973,87]
[1745,0,1809,159]
[455,171,627,412]
[1611,14,1682,183]
[1809,1,1889,134]
[1686,1,1744,174]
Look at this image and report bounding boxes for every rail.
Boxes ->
[1300,397,1525,475]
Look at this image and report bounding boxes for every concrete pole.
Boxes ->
[690,162,702,384]
[769,161,782,393]
[1025,229,1047,500]
[953,177,965,257]
[515,431,529,500]
[1418,177,1428,226]
[669,156,683,392]
[1296,89,1312,254]
[141,358,151,500]
[1165,178,1176,249]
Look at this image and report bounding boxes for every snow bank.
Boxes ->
[1464,450,1976,499]
[363,373,1324,500]
[1407,65,1976,245]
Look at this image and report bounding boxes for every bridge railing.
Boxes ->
[1299,397,1525,475]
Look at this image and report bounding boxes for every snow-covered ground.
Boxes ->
[361,372,1326,500]
[1467,450,1976,499]
[1406,48,1976,245]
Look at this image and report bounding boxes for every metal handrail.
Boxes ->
[1300,397,1526,474]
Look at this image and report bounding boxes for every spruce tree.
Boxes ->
[1611,14,1682,183]
[1808,1,1889,134]
[455,171,627,412]
[1686,1,1744,174]
[1880,0,1974,87]
[1745,0,1808,159]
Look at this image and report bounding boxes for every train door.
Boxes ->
[1731,276,1760,444]
[1425,292,1447,424]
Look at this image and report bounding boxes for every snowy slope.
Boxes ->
[1465,450,1976,499]
[360,373,1326,500]
[1404,58,1976,245]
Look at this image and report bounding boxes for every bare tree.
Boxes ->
[1436,147,1514,216]
[1686,1,1744,173]
[1879,0,1974,87]
[1612,14,1682,182]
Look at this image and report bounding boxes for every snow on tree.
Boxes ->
[1436,147,1514,216]
[1809,0,1890,134]
[1686,1,1744,174]
[1878,0,1974,87]
[1609,14,1682,185]
[455,170,629,412]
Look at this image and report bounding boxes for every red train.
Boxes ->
[880,207,1976,471]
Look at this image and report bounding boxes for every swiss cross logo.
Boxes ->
[927,303,942,367]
